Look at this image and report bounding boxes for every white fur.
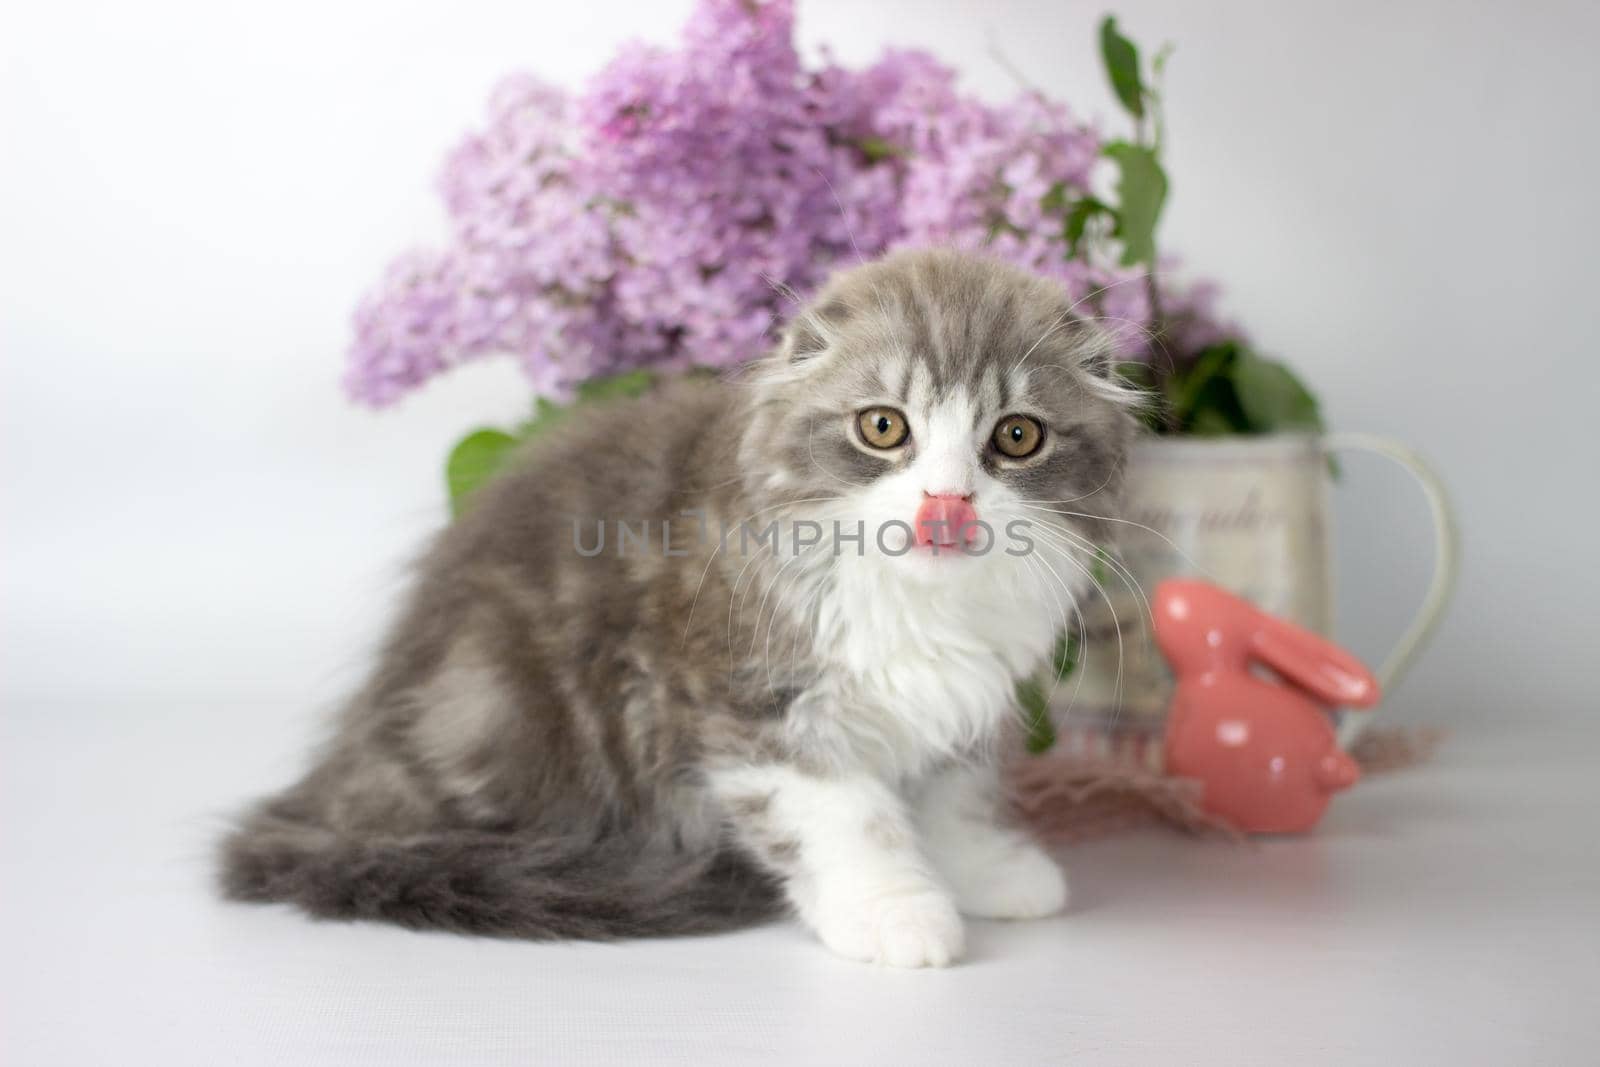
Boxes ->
[720,393,1082,967]
[802,392,1068,780]
[710,764,965,968]
[916,762,1068,919]
[910,392,980,499]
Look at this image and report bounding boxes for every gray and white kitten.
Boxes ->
[221,249,1137,968]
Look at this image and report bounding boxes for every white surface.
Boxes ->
[3,704,1597,1065]
[2,0,1599,728]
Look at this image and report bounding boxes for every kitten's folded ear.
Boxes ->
[781,317,829,363]
[1054,308,1113,379]
[781,296,851,363]
[1068,317,1150,412]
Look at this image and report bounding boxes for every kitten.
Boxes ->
[220,249,1137,967]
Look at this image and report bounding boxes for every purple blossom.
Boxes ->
[345,0,1235,407]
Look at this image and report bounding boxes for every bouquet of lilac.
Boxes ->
[344,1,1322,510]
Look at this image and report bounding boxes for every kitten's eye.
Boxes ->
[856,407,909,449]
[993,414,1044,458]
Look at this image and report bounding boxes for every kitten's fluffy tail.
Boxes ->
[218,814,783,940]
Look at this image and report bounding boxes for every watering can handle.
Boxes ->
[1322,433,1460,748]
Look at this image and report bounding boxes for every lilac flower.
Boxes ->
[344,0,1234,407]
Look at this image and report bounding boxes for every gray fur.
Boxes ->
[218,249,1136,940]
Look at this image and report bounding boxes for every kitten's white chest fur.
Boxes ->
[801,550,1066,779]
[724,546,1073,967]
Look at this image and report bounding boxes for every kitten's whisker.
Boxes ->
[719,502,841,665]
[681,495,843,648]
[1021,504,1217,580]
[764,549,828,693]
[1013,463,1123,509]
[1012,309,1074,375]
[748,537,829,661]
[734,498,848,661]
[724,542,770,671]
[1028,537,1111,714]
[760,272,806,312]
[1025,523,1127,714]
[816,168,867,266]
[1024,550,1088,735]
[1027,520,1141,642]
[1018,551,1068,699]
[788,570,827,684]
[1027,519,1155,631]
[1018,551,1091,730]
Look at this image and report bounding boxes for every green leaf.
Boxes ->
[576,369,655,403]
[1062,195,1115,259]
[1016,677,1057,754]
[1100,16,1145,119]
[1232,350,1324,433]
[1166,341,1258,435]
[1115,362,1157,392]
[446,429,520,518]
[515,396,570,438]
[1103,142,1167,266]
[1090,549,1113,590]
[446,372,657,518]
[1152,41,1175,78]
[1189,408,1239,436]
[1053,629,1082,679]
[1191,376,1253,435]
[1165,341,1238,425]
[1017,630,1083,755]
[854,136,900,163]
[445,370,662,518]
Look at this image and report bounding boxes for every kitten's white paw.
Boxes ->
[951,843,1068,920]
[814,887,965,968]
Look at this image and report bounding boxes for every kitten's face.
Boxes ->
[742,250,1137,585]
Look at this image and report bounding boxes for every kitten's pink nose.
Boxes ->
[914,493,979,547]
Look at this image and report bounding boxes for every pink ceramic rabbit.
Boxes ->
[1153,579,1381,833]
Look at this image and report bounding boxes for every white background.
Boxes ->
[4,0,1597,726]
[4,3,1599,1063]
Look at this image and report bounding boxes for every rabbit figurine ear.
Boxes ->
[1249,615,1380,708]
